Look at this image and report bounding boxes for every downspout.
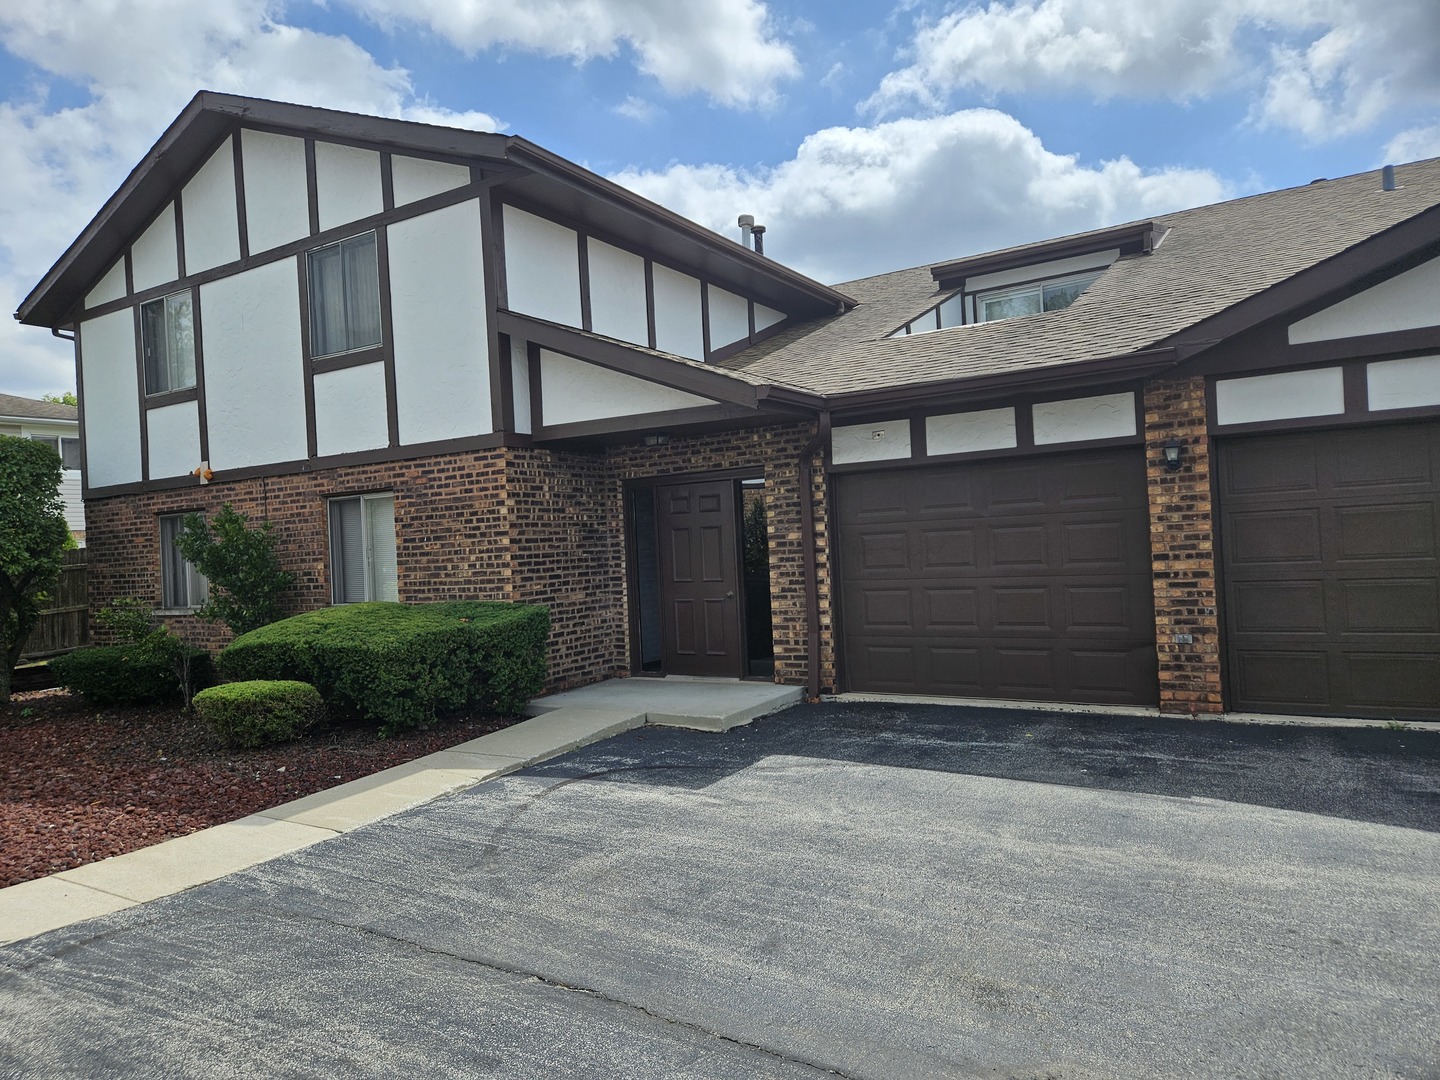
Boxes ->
[798,409,830,701]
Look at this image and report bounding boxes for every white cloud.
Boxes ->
[343,0,800,109]
[0,0,502,397]
[1385,123,1440,164]
[614,95,660,122]
[865,0,1440,142]
[612,110,1229,284]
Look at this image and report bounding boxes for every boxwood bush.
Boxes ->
[216,601,549,732]
[193,680,323,748]
[50,633,213,706]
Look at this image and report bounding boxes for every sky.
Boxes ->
[1,0,1437,399]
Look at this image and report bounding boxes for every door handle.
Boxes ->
[726,591,735,598]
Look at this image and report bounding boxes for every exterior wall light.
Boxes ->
[1162,439,1183,472]
[643,433,671,447]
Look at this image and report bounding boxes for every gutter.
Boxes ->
[797,409,831,701]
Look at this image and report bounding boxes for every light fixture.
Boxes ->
[642,432,670,447]
[1162,439,1183,472]
[191,461,214,484]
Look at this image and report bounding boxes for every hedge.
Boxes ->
[193,680,324,748]
[217,601,549,732]
[50,635,213,706]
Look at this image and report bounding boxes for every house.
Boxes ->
[15,92,1440,721]
[0,392,84,541]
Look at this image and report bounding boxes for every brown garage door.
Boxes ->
[836,449,1157,704]
[1218,421,1440,719]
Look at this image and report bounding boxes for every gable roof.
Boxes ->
[16,92,851,330]
[0,393,78,423]
[718,158,1440,404]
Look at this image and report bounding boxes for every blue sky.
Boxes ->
[2,0,1437,397]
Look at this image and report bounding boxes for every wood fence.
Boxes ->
[21,548,88,659]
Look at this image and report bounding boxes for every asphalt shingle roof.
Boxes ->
[0,393,78,422]
[719,159,1440,399]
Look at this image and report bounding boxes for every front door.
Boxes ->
[656,479,743,676]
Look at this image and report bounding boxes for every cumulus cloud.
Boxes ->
[343,0,800,109]
[612,109,1229,284]
[1385,123,1440,165]
[865,0,1440,142]
[0,0,502,397]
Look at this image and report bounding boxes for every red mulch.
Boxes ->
[0,689,521,889]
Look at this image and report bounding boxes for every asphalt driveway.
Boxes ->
[2,703,1438,1078]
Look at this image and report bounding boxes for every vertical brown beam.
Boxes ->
[297,257,318,459]
[232,132,250,260]
[380,152,395,213]
[478,189,508,433]
[747,299,756,345]
[124,251,134,297]
[1343,360,1369,414]
[496,332,516,434]
[174,197,188,280]
[644,259,657,350]
[375,226,400,448]
[304,138,320,237]
[909,413,928,460]
[577,233,593,332]
[527,341,544,432]
[1014,401,1036,449]
[132,305,149,482]
[191,284,210,462]
[700,282,712,361]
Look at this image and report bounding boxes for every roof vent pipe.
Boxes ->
[738,214,755,249]
[1382,164,1397,192]
[751,224,766,256]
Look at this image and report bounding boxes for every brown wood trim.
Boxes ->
[231,134,249,261]
[497,310,760,408]
[375,226,399,447]
[173,196,187,280]
[527,341,544,432]
[909,409,929,460]
[623,484,646,676]
[124,250,134,297]
[232,117,509,168]
[82,430,534,501]
[304,138,320,236]
[700,282,712,361]
[577,232,593,333]
[1342,360,1368,414]
[380,152,395,213]
[644,259,657,350]
[931,220,1155,288]
[496,332,516,435]
[1182,322,1440,376]
[311,347,385,375]
[191,284,209,462]
[1208,403,1440,437]
[489,191,508,310]
[479,188,507,433]
[131,305,149,481]
[144,386,199,408]
[747,299,756,343]
[704,313,796,365]
[533,402,759,442]
[297,257,318,458]
[1013,400,1036,451]
[624,465,765,488]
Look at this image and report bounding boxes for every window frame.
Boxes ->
[975,270,1102,325]
[327,492,398,604]
[158,514,209,612]
[28,434,81,470]
[306,231,384,361]
[140,289,198,397]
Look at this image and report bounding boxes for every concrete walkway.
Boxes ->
[0,677,799,946]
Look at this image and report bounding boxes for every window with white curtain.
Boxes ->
[140,291,197,394]
[328,493,398,604]
[159,514,209,610]
[307,232,382,358]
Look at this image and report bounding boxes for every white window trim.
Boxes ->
[328,492,398,604]
[975,270,1102,324]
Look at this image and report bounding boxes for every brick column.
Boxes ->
[1144,375,1223,714]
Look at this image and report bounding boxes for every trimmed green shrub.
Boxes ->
[193,680,324,748]
[217,601,549,732]
[50,633,213,705]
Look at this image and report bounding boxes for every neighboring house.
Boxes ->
[15,92,1440,721]
[0,392,84,542]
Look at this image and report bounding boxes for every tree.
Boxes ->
[41,391,78,407]
[0,437,71,702]
[173,504,293,637]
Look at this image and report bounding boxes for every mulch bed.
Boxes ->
[0,688,521,889]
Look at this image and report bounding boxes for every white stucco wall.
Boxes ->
[86,260,127,310]
[241,129,310,254]
[130,203,178,292]
[1367,354,1440,411]
[709,286,750,351]
[651,264,704,361]
[200,259,307,469]
[755,303,786,332]
[539,350,714,425]
[832,420,913,465]
[503,206,582,327]
[1289,256,1440,343]
[964,250,1118,294]
[392,155,470,206]
[314,363,389,456]
[78,310,142,488]
[314,142,383,233]
[511,339,531,433]
[927,407,1017,456]
[587,238,648,346]
[1032,392,1136,445]
[1214,368,1345,426]
[146,399,200,479]
[388,200,490,443]
[182,136,241,273]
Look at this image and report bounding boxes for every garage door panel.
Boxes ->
[1231,581,1327,633]
[991,525,1048,568]
[1344,654,1440,706]
[987,463,1044,510]
[1334,503,1434,560]
[926,647,982,693]
[923,588,979,631]
[1222,439,1318,497]
[993,587,1050,630]
[1069,649,1147,697]
[1233,650,1332,707]
[1063,520,1129,565]
[856,531,910,571]
[1330,425,1432,489]
[918,473,976,516]
[1059,457,1137,505]
[1339,580,1440,634]
[994,647,1058,693]
[1226,509,1322,564]
[861,589,913,630]
[920,528,976,569]
[1064,585,1134,630]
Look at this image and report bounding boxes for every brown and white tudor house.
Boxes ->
[15,92,1440,721]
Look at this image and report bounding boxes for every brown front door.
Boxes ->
[657,479,743,676]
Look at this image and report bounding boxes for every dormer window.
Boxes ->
[976,270,1102,324]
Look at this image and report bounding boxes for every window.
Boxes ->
[160,515,209,610]
[308,232,382,358]
[329,494,397,603]
[140,291,196,395]
[28,434,81,470]
[977,272,1100,324]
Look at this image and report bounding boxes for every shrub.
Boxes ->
[0,436,71,703]
[193,680,324,748]
[172,504,293,636]
[218,601,549,733]
[51,632,213,706]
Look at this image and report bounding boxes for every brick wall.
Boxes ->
[1143,375,1223,714]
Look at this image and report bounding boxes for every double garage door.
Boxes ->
[836,449,1157,705]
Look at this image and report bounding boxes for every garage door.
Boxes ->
[1218,421,1440,718]
[836,449,1157,704]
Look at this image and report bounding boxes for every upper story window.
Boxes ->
[140,291,196,395]
[308,232,381,358]
[976,271,1102,324]
[28,434,81,470]
[328,493,397,604]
